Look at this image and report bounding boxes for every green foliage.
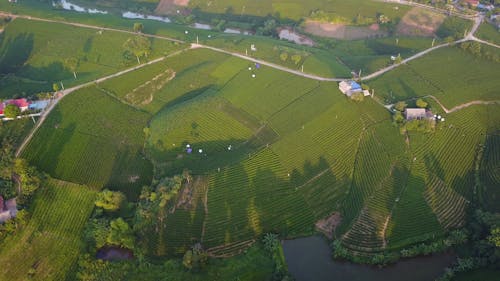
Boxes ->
[487,228,500,247]
[394,101,407,112]
[262,233,279,252]
[3,104,20,119]
[182,245,208,272]
[279,52,288,62]
[95,189,126,212]
[0,179,96,281]
[350,92,364,102]
[133,22,143,33]
[416,98,428,108]
[123,36,151,64]
[13,158,42,201]
[107,218,134,250]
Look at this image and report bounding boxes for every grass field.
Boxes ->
[475,22,500,46]
[0,17,183,98]
[369,45,500,106]
[188,0,410,22]
[21,86,152,198]
[0,179,96,281]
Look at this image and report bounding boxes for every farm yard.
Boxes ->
[0,0,499,280]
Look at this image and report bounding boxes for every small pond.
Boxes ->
[122,11,171,23]
[283,236,455,281]
[96,247,134,261]
[54,0,108,14]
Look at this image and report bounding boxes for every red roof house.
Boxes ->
[10,98,29,111]
[0,98,30,116]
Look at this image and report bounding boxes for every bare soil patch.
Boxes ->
[155,0,190,15]
[397,7,445,37]
[304,20,387,40]
[315,212,341,239]
[124,69,175,105]
[176,176,208,211]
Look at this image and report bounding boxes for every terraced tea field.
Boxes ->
[18,45,500,258]
[0,179,96,281]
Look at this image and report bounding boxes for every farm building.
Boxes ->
[0,98,30,116]
[404,108,433,121]
[0,98,49,117]
[338,80,363,97]
[0,196,17,224]
[462,0,479,7]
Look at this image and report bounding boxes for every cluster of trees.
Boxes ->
[0,122,42,240]
[261,233,292,281]
[460,42,500,62]
[332,229,469,266]
[392,99,436,133]
[85,189,135,250]
[436,210,500,281]
[123,36,151,64]
[182,244,208,272]
[279,52,302,65]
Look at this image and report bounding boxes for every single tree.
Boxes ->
[123,36,151,64]
[133,22,144,33]
[3,104,20,119]
[52,83,60,93]
[416,98,428,108]
[65,57,79,79]
[394,101,407,112]
[279,52,288,62]
[291,54,302,65]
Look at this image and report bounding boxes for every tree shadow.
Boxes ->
[0,33,34,74]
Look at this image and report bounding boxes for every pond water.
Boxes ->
[54,0,108,14]
[96,247,134,261]
[283,236,455,281]
[122,11,171,23]
[192,23,212,30]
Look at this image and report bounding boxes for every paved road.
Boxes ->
[15,48,190,157]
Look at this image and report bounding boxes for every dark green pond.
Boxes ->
[283,236,455,281]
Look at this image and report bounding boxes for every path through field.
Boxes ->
[427,96,500,114]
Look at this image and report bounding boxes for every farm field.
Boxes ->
[0,17,184,98]
[1,1,499,277]
[21,86,153,198]
[369,45,500,106]
[17,44,500,259]
[0,179,96,281]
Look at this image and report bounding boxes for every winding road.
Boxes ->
[3,4,499,156]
